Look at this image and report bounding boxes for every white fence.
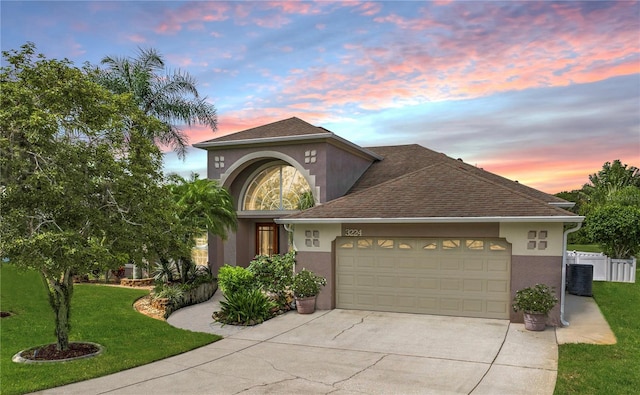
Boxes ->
[566,251,636,283]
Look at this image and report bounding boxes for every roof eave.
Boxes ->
[549,202,576,208]
[275,216,585,224]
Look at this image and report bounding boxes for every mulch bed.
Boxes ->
[19,342,100,361]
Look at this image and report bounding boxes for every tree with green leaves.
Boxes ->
[0,43,172,351]
[556,160,640,251]
[583,160,640,209]
[91,48,217,158]
[585,204,640,259]
[573,160,640,258]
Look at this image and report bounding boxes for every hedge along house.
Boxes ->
[194,117,583,325]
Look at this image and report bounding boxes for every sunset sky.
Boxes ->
[2,1,639,193]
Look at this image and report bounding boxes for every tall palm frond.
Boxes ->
[95,47,216,159]
[168,175,237,240]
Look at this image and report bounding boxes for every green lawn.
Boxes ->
[0,264,220,395]
[555,268,640,394]
[567,244,604,253]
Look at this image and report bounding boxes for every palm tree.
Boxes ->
[169,173,237,240]
[165,174,237,281]
[95,48,216,158]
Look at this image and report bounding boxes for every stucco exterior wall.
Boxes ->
[206,142,374,206]
[292,223,342,253]
[499,222,564,257]
[509,255,563,326]
[295,251,334,310]
[341,223,500,238]
[324,144,374,201]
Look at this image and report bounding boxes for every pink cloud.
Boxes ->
[274,1,639,112]
[154,2,230,35]
[477,139,640,193]
[252,14,291,29]
[266,1,323,15]
[127,34,147,44]
[355,2,383,16]
[72,22,89,32]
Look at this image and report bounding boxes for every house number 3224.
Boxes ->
[344,229,362,237]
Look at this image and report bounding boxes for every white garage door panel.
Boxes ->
[336,237,511,319]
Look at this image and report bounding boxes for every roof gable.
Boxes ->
[193,116,382,160]
[198,117,326,144]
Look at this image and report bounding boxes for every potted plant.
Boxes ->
[512,283,558,331]
[291,269,327,314]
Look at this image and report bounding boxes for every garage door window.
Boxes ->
[489,241,508,251]
[466,240,485,251]
[422,240,438,250]
[357,239,373,249]
[398,241,413,249]
[442,239,461,250]
[377,239,394,249]
[339,240,354,249]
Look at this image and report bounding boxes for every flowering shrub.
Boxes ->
[512,284,558,314]
[292,269,326,298]
[248,252,295,305]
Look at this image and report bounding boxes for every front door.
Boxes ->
[256,223,279,256]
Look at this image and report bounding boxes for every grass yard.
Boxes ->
[567,244,605,253]
[555,269,640,394]
[0,264,220,395]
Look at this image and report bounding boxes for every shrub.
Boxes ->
[248,252,295,305]
[216,288,276,325]
[512,284,558,314]
[292,269,326,298]
[217,265,256,295]
[153,259,177,284]
[153,284,185,305]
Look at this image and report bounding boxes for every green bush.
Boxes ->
[217,264,256,295]
[153,258,178,284]
[512,284,558,314]
[216,288,276,325]
[248,252,295,305]
[152,284,184,305]
[292,268,326,298]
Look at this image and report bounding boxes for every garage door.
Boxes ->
[336,237,511,319]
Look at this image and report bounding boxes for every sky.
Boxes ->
[2,1,639,194]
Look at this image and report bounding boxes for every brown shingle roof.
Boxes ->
[349,144,448,193]
[195,117,328,144]
[354,144,567,204]
[287,161,578,219]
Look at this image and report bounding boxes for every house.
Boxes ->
[194,117,583,325]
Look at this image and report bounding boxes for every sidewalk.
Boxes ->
[556,293,617,345]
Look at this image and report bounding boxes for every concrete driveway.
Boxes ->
[37,301,558,395]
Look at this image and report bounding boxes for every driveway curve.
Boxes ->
[37,296,557,394]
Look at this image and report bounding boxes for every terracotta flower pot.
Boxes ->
[295,296,317,314]
[523,312,547,331]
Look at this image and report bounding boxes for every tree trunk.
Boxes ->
[41,270,74,351]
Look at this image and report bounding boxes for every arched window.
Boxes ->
[243,164,311,210]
